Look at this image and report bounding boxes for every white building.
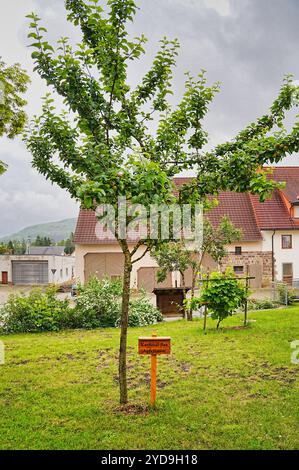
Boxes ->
[0,247,75,285]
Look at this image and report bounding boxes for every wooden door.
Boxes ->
[157,292,183,316]
[1,271,8,284]
[248,264,263,288]
[282,263,293,285]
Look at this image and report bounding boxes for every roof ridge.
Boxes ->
[277,188,296,228]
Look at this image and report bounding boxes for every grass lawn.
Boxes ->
[0,307,298,450]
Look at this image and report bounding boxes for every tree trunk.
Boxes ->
[180,271,189,321]
[189,270,197,321]
[178,271,186,319]
[119,246,132,404]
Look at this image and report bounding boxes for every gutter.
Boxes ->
[271,230,276,282]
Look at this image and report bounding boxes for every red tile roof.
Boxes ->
[269,167,299,202]
[74,167,299,244]
[208,192,262,241]
[249,190,294,230]
[74,209,111,244]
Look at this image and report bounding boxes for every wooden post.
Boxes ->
[203,270,210,333]
[203,304,208,333]
[150,354,157,406]
[244,266,249,326]
[150,332,157,406]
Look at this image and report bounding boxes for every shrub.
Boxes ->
[247,298,278,311]
[69,277,123,329]
[198,268,248,329]
[116,294,163,328]
[0,286,70,334]
[0,277,163,334]
[277,284,297,305]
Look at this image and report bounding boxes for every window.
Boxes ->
[235,246,242,255]
[282,263,293,284]
[282,235,292,249]
[233,266,244,274]
[294,206,299,218]
[60,269,63,278]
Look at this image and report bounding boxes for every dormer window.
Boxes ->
[291,197,299,219]
[294,206,299,219]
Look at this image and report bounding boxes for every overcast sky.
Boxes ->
[0,0,299,237]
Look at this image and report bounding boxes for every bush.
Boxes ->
[247,298,278,311]
[0,286,71,334]
[277,284,297,305]
[0,277,163,334]
[68,277,123,329]
[116,294,163,328]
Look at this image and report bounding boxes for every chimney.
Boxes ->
[26,237,31,255]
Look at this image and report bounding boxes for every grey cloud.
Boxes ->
[0,0,299,237]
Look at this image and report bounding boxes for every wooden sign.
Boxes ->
[138,333,171,406]
[138,337,171,355]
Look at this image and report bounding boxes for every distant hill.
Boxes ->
[0,218,77,243]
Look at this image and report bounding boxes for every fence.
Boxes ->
[271,279,299,306]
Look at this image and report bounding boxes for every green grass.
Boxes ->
[0,307,299,450]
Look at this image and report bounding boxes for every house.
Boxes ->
[0,246,75,285]
[28,246,67,256]
[74,167,299,290]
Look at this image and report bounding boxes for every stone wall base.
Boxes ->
[219,251,273,288]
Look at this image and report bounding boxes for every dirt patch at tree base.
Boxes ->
[114,403,150,415]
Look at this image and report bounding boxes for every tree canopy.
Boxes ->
[0,59,30,174]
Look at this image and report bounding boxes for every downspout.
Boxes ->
[271,230,276,282]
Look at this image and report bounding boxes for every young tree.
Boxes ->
[153,216,241,320]
[24,0,299,404]
[198,268,247,329]
[188,216,242,316]
[0,59,30,174]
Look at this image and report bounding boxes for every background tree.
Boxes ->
[24,0,299,404]
[32,235,52,246]
[6,239,26,255]
[0,243,10,255]
[152,242,190,318]
[0,59,30,174]
[64,232,75,255]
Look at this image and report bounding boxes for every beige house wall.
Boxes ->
[75,243,162,289]
[75,239,273,290]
